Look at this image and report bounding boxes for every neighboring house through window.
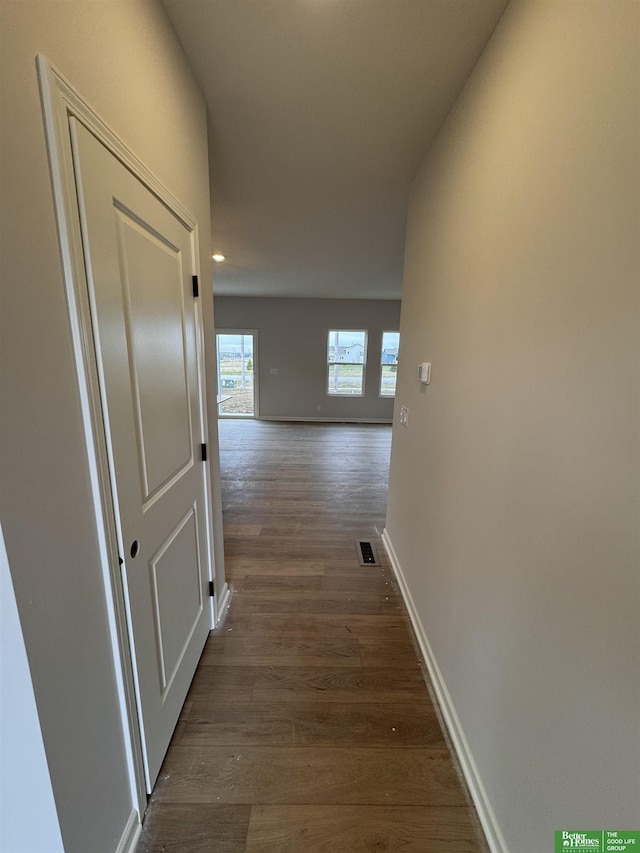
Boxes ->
[380,331,399,397]
[327,330,367,395]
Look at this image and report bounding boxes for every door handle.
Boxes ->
[130,539,140,559]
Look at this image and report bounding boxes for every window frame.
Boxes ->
[215,329,259,418]
[379,330,400,398]
[326,329,368,397]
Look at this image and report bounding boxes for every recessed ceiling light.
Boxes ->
[212,253,225,263]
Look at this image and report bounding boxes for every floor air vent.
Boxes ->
[355,539,380,567]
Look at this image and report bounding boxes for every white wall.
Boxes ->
[385,2,640,850]
[0,2,220,850]
[214,296,401,421]
[0,521,64,853]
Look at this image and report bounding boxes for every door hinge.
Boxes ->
[192,275,199,298]
[201,443,207,462]
[208,581,214,597]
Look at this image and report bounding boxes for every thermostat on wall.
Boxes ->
[417,362,431,384]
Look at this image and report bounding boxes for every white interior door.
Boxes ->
[70,119,211,791]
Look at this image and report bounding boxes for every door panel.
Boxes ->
[71,119,211,790]
[149,504,202,696]
[117,210,193,501]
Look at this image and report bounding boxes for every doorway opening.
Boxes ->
[216,331,257,417]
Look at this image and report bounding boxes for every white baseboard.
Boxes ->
[214,581,231,625]
[257,416,392,424]
[381,529,508,853]
[114,809,141,853]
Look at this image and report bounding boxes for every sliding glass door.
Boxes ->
[215,331,257,417]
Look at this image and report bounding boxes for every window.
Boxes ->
[327,330,367,396]
[216,332,256,416]
[380,331,399,397]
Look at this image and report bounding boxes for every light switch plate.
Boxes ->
[400,406,409,428]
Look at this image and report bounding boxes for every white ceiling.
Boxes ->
[162,0,508,300]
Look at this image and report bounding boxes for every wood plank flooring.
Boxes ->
[137,420,487,852]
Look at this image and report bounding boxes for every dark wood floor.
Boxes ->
[137,420,487,852]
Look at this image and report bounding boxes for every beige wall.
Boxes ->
[214,296,401,421]
[0,2,219,849]
[385,1,639,850]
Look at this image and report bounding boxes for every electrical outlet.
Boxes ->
[400,406,409,428]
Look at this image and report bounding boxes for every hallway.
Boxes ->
[137,420,487,852]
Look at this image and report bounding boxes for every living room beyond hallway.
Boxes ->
[137,420,487,852]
